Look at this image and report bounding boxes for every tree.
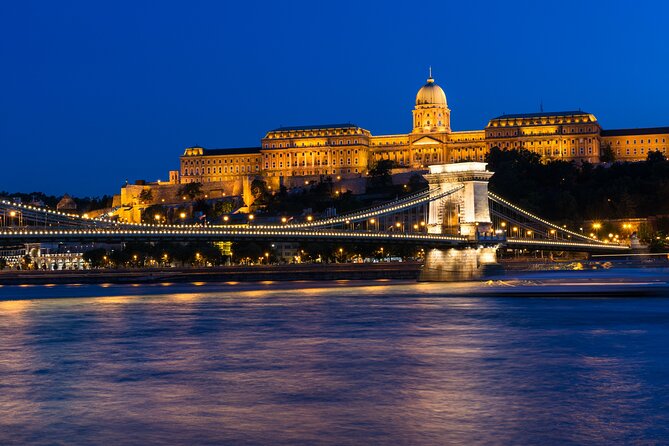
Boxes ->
[407,173,428,193]
[138,189,154,204]
[0,258,6,270]
[368,159,396,190]
[83,248,107,268]
[141,204,168,224]
[21,255,33,270]
[647,150,667,163]
[176,182,204,201]
[600,145,615,163]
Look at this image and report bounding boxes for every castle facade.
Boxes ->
[176,73,668,191]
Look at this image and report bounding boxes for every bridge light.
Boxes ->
[500,222,506,228]
[512,227,518,232]
[9,211,16,217]
[526,230,532,235]
[180,212,186,219]
[592,223,602,230]
[248,214,254,221]
[608,233,614,238]
[370,218,376,224]
[281,217,287,223]
[420,221,425,227]
[395,222,401,228]
[223,215,229,222]
[413,224,419,230]
[307,215,313,222]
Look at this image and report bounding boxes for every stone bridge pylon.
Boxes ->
[420,162,503,281]
[424,162,494,237]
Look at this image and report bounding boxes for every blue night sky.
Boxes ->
[1,0,668,196]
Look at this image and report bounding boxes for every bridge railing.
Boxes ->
[286,185,464,229]
[487,192,625,247]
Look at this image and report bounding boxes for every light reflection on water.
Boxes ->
[0,281,668,445]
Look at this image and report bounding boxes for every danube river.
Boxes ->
[1,278,668,445]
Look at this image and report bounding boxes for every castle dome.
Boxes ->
[415,72,447,107]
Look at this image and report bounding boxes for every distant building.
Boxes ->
[56,194,77,212]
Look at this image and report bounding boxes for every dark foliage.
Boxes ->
[486,147,669,224]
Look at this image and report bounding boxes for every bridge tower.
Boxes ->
[420,162,502,281]
[424,162,493,237]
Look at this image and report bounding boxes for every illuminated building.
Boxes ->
[174,72,668,192]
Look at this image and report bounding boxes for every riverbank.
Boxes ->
[0,262,423,285]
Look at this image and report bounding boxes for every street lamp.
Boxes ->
[593,222,602,238]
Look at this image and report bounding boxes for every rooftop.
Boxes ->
[601,127,669,137]
[269,123,359,132]
[491,111,591,120]
[184,147,261,156]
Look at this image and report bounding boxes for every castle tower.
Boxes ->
[412,68,451,134]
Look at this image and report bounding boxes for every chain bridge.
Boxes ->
[0,163,629,280]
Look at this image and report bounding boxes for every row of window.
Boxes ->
[183,157,259,166]
[267,129,365,139]
[613,138,667,145]
[617,147,668,156]
[184,165,261,176]
[266,158,359,169]
[264,139,360,148]
[265,149,360,158]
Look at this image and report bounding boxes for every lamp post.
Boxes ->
[593,222,602,239]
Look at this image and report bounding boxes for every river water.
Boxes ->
[1,280,668,445]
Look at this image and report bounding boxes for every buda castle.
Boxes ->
[175,72,669,194]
